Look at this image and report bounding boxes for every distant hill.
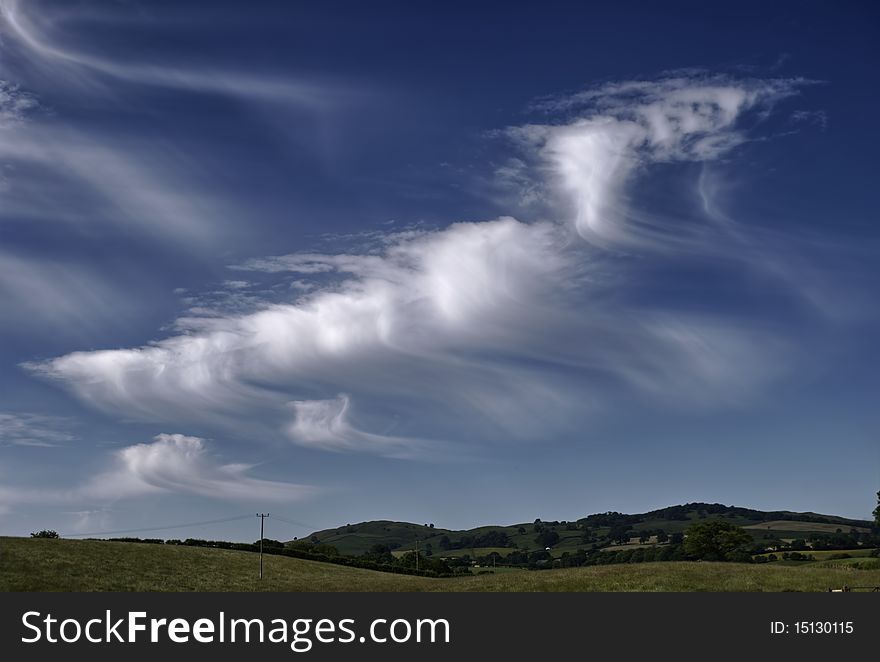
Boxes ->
[300,503,873,558]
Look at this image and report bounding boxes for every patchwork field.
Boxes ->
[306,505,873,560]
[743,520,870,534]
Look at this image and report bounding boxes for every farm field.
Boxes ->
[743,520,870,534]
[2,537,879,593]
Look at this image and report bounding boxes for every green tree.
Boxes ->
[30,530,59,539]
[609,525,632,545]
[873,491,880,530]
[535,529,560,548]
[363,544,394,564]
[683,520,752,562]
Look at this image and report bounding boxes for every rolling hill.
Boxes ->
[2,537,878,592]
[302,503,873,558]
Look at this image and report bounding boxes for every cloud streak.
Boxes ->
[0,412,75,447]
[0,0,348,109]
[287,395,431,458]
[0,0,364,251]
[0,250,137,332]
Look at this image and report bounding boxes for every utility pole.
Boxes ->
[256,513,269,579]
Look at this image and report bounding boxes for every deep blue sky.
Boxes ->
[0,0,877,541]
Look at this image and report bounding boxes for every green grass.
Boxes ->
[0,537,432,592]
[793,549,874,560]
[813,558,880,569]
[3,537,879,592]
[743,520,870,534]
[308,520,452,556]
[468,566,524,575]
[755,548,874,561]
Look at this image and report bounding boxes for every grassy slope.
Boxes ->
[0,538,431,592]
[3,537,879,592]
[307,521,454,556]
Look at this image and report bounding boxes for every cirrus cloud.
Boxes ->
[512,74,805,249]
[25,74,822,458]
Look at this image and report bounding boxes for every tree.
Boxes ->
[363,544,394,564]
[656,530,669,544]
[30,530,59,539]
[683,520,752,562]
[873,491,880,531]
[534,529,560,548]
[609,525,632,545]
[639,532,650,544]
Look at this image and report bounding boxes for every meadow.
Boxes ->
[3,537,879,592]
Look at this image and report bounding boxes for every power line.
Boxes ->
[268,514,318,531]
[60,514,255,538]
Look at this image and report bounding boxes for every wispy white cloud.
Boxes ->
[84,433,313,502]
[0,0,363,248]
[17,72,835,459]
[0,0,350,109]
[30,212,792,454]
[0,79,38,128]
[0,412,75,447]
[695,165,867,321]
[0,122,228,243]
[0,251,137,332]
[0,433,313,506]
[790,109,828,130]
[513,74,805,250]
[287,395,430,458]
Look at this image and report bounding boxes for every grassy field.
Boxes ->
[813,558,880,569]
[776,548,874,560]
[743,520,870,534]
[3,537,879,592]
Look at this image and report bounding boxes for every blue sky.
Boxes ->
[1,0,878,541]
